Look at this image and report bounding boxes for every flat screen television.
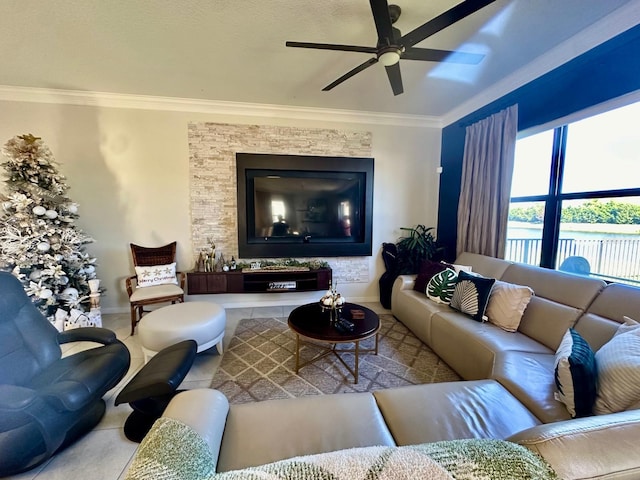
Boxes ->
[236,153,374,258]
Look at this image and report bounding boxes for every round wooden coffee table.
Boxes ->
[288,302,380,384]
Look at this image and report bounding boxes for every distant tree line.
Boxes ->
[509,200,640,225]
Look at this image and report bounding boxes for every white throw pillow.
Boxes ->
[446,262,472,274]
[485,281,534,332]
[135,262,178,288]
[594,320,640,415]
[617,315,640,336]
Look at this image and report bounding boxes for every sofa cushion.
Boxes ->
[515,297,585,351]
[594,324,640,415]
[373,380,540,445]
[500,263,605,310]
[501,263,605,350]
[554,329,597,418]
[390,288,451,345]
[430,310,551,380]
[450,271,495,322]
[453,252,513,279]
[573,283,640,351]
[217,392,395,472]
[508,409,640,480]
[491,350,572,424]
[426,268,457,305]
[485,280,533,332]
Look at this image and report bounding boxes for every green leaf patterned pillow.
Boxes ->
[450,271,496,322]
[426,268,458,304]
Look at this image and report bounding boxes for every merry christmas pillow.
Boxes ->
[135,262,178,288]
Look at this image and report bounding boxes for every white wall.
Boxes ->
[0,96,442,312]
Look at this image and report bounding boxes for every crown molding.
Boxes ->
[0,85,442,129]
[441,1,640,127]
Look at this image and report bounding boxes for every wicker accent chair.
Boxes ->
[126,242,186,335]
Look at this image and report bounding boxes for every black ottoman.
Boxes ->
[115,339,197,442]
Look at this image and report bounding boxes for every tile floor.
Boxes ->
[6,302,389,480]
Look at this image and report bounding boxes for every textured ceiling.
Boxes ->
[0,0,637,119]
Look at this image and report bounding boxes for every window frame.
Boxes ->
[510,120,640,271]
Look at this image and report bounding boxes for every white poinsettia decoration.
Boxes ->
[320,283,345,310]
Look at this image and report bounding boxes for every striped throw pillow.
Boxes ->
[594,318,640,415]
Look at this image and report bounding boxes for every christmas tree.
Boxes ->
[0,134,98,324]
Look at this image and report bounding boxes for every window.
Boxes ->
[506,100,640,285]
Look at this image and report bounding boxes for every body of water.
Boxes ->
[507,224,640,240]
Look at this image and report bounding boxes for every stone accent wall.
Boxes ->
[188,122,372,284]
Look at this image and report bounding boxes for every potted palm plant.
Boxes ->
[396,224,440,274]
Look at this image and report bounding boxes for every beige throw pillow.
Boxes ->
[594,321,640,415]
[485,281,534,332]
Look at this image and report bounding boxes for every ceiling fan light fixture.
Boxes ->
[378,48,401,66]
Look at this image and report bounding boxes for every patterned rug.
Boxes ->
[211,314,460,404]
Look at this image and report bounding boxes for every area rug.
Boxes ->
[210,314,460,404]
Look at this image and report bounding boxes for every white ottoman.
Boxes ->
[138,301,226,362]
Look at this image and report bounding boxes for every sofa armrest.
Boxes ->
[163,389,229,469]
[58,327,118,345]
[507,409,640,480]
[394,274,417,292]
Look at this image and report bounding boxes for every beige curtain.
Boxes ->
[456,104,518,258]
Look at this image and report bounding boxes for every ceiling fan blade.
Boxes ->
[369,0,395,45]
[385,63,403,96]
[400,0,496,49]
[286,41,377,54]
[322,57,378,91]
[403,47,484,64]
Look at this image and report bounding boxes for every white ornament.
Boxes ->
[62,287,79,299]
[36,241,51,252]
[84,265,96,274]
[45,209,58,219]
[67,204,78,214]
[39,288,53,299]
[54,309,68,332]
[29,270,43,281]
[32,206,46,216]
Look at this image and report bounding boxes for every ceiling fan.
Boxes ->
[286,0,496,95]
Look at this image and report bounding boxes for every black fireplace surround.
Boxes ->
[237,153,374,258]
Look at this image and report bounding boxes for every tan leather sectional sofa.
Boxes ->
[392,252,640,422]
[127,253,640,479]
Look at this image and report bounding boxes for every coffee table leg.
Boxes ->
[354,341,359,384]
[375,333,379,355]
[295,334,300,374]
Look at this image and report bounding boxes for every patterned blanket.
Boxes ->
[125,418,559,480]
